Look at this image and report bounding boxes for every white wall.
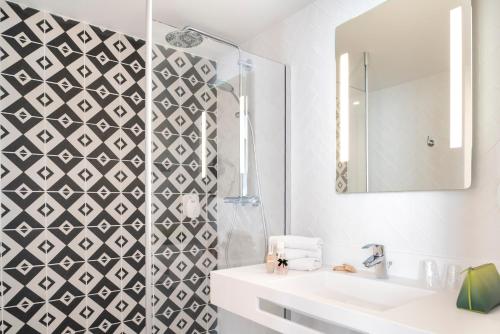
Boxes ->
[244,0,500,281]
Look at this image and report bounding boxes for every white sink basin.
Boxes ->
[211,265,500,334]
[270,271,435,311]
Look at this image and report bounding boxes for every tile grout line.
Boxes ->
[0,72,219,114]
[0,255,148,271]
[81,20,91,333]
[0,133,3,333]
[118,32,125,327]
[41,17,49,331]
[0,152,218,170]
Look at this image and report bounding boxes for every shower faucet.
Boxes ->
[223,196,260,207]
[362,244,391,279]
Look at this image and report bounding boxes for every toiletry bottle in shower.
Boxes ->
[265,243,276,273]
[275,241,288,275]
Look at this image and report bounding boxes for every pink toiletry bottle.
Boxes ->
[275,241,289,275]
[265,243,276,273]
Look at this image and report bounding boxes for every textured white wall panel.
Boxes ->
[244,0,500,280]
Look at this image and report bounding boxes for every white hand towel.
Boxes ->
[270,235,323,251]
[285,248,322,261]
[288,258,322,271]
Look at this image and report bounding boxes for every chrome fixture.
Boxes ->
[213,79,240,105]
[179,26,239,49]
[362,244,391,279]
[224,196,261,207]
[426,136,435,147]
[165,30,203,48]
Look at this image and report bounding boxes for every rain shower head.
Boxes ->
[165,30,204,48]
[165,27,242,115]
[166,26,240,51]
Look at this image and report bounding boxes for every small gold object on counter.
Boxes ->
[333,264,357,273]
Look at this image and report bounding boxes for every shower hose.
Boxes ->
[225,117,269,268]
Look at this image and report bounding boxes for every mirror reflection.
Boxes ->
[336,0,472,193]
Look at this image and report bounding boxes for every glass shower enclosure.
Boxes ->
[0,0,287,332]
[146,4,289,334]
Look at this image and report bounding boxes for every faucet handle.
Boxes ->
[362,243,380,249]
[362,244,385,256]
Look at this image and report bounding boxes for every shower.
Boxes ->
[165,26,270,266]
[164,28,242,111]
[0,1,288,332]
[164,27,256,197]
[165,27,241,103]
[165,27,249,111]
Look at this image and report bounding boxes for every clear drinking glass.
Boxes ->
[444,264,462,290]
[422,259,441,289]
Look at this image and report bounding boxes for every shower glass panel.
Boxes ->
[149,17,287,334]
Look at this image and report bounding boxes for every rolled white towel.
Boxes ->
[288,258,322,271]
[270,235,323,251]
[285,248,322,261]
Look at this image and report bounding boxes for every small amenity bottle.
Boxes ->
[265,243,277,273]
[275,241,289,275]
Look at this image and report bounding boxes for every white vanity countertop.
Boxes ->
[210,264,500,334]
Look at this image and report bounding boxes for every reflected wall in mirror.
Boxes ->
[335,0,472,193]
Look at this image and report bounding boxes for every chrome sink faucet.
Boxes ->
[362,244,391,279]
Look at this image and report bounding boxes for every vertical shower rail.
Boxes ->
[145,0,153,333]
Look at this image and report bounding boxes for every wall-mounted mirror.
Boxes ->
[335,0,472,193]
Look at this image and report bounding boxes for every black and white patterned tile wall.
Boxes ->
[0,1,218,333]
[150,42,218,334]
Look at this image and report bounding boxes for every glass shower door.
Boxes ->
[147,14,287,334]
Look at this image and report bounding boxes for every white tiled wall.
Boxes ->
[244,0,500,280]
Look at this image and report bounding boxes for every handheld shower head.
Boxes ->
[213,80,234,93]
[213,79,240,107]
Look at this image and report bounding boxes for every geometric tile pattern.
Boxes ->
[151,34,219,334]
[0,0,147,331]
[0,1,218,333]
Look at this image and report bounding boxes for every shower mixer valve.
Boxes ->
[223,196,261,207]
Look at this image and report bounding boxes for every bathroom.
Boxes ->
[0,0,498,333]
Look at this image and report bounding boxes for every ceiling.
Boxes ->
[152,0,314,43]
[11,0,314,43]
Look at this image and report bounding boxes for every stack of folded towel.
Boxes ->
[269,235,323,271]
